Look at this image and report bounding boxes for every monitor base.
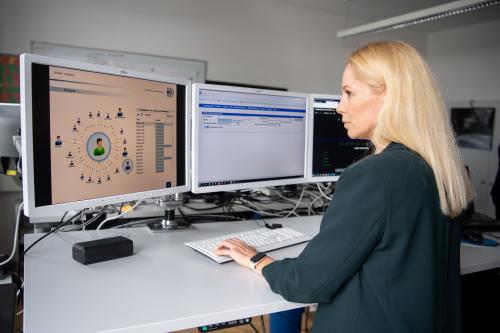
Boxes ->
[147,211,190,232]
[147,194,190,233]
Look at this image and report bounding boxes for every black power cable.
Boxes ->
[23,210,83,256]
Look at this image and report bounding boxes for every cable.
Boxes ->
[253,217,266,228]
[486,232,500,240]
[184,213,242,221]
[308,195,324,216]
[275,190,308,207]
[96,200,144,230]
[118,202,125,228]
[23,210,83,256]
[111,217,163,229]
[283,187,306,218]
[8,270,23,300]
[237,199,294,217]
[260,315,267,333]
[249,322,260,333]
[177,207,193,225]
[57,209,86,232]
[304,190,321,202]
[0,202,23,267]
[246,197,297,209]
[80,208,87,230]
[316,183,332,201]
[183,203,226,211]
[60,206,108,232]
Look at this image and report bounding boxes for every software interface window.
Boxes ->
[197,89,307,187]
[33,64,180,206]
[312,98,368,177]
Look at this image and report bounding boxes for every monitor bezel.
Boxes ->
[307,93,342,183]
[191,83,309,194]
[21,53,191,218]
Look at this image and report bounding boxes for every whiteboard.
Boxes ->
[31,41,206,83]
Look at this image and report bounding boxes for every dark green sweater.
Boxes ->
[262,142,461,332]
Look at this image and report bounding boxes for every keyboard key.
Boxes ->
[185,227,311,263]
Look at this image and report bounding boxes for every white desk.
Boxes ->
[24,216,319,333]
[460,237,500,275]
[24,216,500,332]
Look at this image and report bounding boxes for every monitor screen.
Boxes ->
[21,54,190,218]
[307,95,369,182]
[192,84,308,193]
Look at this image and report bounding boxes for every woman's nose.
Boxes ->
[337,98,346,114]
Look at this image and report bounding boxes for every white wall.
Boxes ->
[427,18,500,216]
[0,0,427,250]
[0,0,426,93]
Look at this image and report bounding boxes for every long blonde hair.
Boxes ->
[348,41,474,218]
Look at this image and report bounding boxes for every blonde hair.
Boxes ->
[348,41,474,218]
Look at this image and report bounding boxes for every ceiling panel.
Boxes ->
[271,0,500,34]
[270,0,453,21]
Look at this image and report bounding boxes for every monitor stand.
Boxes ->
[147,194,190,232]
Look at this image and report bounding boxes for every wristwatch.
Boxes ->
[250,252,267,271]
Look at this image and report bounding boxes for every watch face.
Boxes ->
[250,252,267,263]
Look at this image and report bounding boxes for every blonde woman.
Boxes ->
[216,41,474,332]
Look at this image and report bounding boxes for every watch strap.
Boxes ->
[250,252,267,271]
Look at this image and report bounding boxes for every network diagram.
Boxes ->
[53,107,134,185]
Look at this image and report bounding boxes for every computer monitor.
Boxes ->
[20,54,191,218]
[307,94,369,182]
[191,83,308,193]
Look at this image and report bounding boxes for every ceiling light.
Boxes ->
[337,0,500,39]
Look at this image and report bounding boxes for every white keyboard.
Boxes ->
[185,227,312,263]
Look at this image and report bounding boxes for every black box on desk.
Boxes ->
[72,236,133,265]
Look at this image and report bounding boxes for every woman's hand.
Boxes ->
[214,238,257,269]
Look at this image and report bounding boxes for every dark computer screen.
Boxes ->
[312,97,369,178]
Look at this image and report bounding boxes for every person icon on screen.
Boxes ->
[89,112,93,118]
[69,160,74,167]
[93,138,105,156]
[106,175,111,181]
[122,147,128,157]
[72,125,77,132]
[88,176,92,182]
[80,174,84,180]
[55,136,62,146]
[117,108,123,117]
[125,161,131,171]
[97,110,101,118]
[77,117,81,125]
[115,167,119,174]
[97,177,102,184]
[68,151,72,158]
[106,113,110,120]
[123,138,127,145]
[120,128,124,134]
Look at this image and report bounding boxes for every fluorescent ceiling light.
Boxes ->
[337,0,500,39]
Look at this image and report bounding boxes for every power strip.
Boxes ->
[198,318,251,332]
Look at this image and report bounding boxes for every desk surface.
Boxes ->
[24,216,500,332]
[460,238,500,275]
[24,216,319,333]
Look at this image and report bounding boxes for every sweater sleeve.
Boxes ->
[262,163,387,304]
